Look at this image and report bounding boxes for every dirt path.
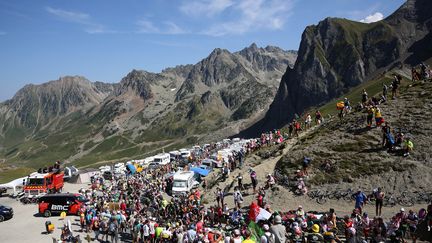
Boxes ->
[203,126,429,220]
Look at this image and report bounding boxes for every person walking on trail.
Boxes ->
[374,107,384,127]
[302,157,311,176]
[315,110,322,125]
[344,98,351,113]
[366,106,374,128]
[250,169,258,194]
[382,83,388,99]
[391,75,401,99]
[403,137,414,157]
[374,187,385,216]
[354,190,367,214]
[270,215,286,243]
[233,187,243,209]
[305,113,312,130]
[215,187,224,207]
[294,120,301,137]
[362,89,368,104]
[236,173,244,191]
[381,123,395,151]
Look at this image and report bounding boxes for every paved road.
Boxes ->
[0,182,93,243]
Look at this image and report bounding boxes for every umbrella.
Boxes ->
[190,167,210,177]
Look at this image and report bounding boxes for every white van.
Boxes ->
[143,156,154,165]
[153,153,170,165]
[169,151,181,160]
[172,171,198,196]
[180,149,191,159]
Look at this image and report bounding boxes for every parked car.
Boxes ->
[102,171,113,180]
[148,162,161,170]
[0,187,7,196]
[0,204,13,222]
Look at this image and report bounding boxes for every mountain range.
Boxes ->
[0,44,297,173]
[1,0,431,181]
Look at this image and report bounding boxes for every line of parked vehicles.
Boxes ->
[0,137,255,222]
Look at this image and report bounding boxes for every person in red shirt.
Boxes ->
[120,200,127,212]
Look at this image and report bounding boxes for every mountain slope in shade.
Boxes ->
[240,0,432,136]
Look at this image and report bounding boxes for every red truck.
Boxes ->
[24,171,64,197]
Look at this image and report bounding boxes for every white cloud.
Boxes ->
[136,20,187,35]
[164,21,187,34]
[46,7,89,23]
[136,20,160,33]
[45,6,113,34]
[198,0,294,36]
[180,0,234,17]
[360,12,384,23]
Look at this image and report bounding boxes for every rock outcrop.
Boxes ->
[242,0,432,135]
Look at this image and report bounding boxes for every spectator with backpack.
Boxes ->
[260,224,275,243]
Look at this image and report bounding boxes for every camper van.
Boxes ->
[172,171,198,196]
[153,153,170,165]
[169,151,181,161]
[179,149,191,159]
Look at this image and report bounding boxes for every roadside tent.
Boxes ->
[126,163,136,175]
[77,172,91,184]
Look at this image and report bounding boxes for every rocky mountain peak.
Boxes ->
[241,0,432,136]
[116,69,154,100]
[386,0,432,24]
[1,76,115,128]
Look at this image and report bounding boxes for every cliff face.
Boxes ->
[243,0,432,134]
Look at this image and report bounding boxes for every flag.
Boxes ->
[249,202,272,222]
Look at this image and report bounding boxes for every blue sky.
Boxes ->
[0,0,404,101]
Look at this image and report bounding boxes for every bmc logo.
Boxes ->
[51,204,69,211]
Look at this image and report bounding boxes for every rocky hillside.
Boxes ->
[275,70,432,197]
[0,44,296,178]
[241,0,432,135]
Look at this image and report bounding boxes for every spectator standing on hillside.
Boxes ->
[403,137,414,157]
[315,110,322,125]
[383,83,388,99]
[305,113,312,130]
[250,169,258,194]
[374,187,385,216]
[391,75,402,99]
[362,89,368,104]
[374,107,384,127]
[270,215,286,243]
[354,190,368,214]
[366,106,374,128]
